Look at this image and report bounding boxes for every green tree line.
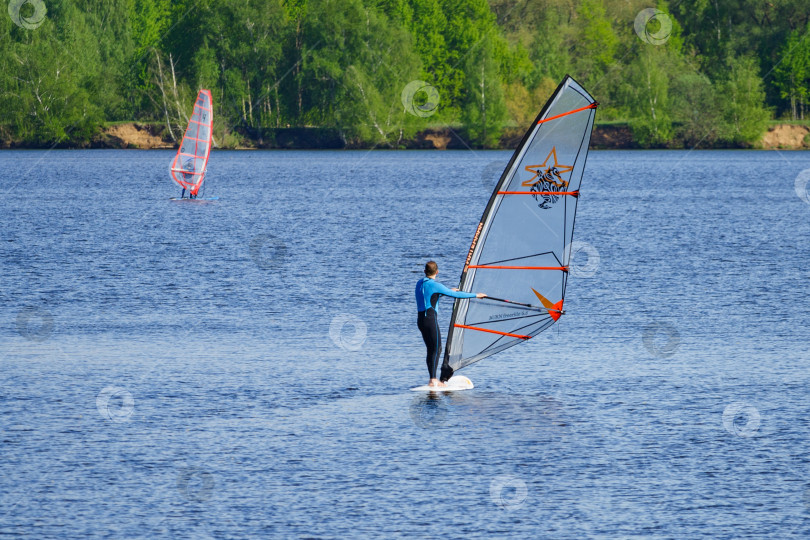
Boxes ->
[1,0,808,148]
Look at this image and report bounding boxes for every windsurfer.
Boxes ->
[415,261,486,387]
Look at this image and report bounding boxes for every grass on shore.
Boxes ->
[768,119,810,127]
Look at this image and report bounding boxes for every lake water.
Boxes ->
[1,149,810,538]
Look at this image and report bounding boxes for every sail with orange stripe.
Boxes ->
[442,75,597,376]
[170,89,213,196]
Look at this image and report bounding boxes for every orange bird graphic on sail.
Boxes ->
[531,288,564,321]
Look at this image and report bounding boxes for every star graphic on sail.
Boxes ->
[521,147,574,209]
[522,147,573,188]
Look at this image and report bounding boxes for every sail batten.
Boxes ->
[170,89,213,196]
[443,75,597,374]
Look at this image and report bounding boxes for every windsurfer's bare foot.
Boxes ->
[428,379,446,387]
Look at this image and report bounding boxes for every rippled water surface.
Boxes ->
[2,149,810,538]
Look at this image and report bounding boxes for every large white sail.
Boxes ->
[443,76,597,374]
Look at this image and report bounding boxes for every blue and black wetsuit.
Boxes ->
[415,277,476,380]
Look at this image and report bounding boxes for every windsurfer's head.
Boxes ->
[424,261,438,277]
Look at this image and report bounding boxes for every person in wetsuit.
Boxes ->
[415,261,486,387]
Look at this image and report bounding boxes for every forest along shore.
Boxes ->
[1,122,806,150]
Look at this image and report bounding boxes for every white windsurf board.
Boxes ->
[410,375,474,392]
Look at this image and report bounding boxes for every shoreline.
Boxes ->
[1,123,807,151]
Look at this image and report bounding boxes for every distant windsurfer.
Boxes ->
[415,261,486,387]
